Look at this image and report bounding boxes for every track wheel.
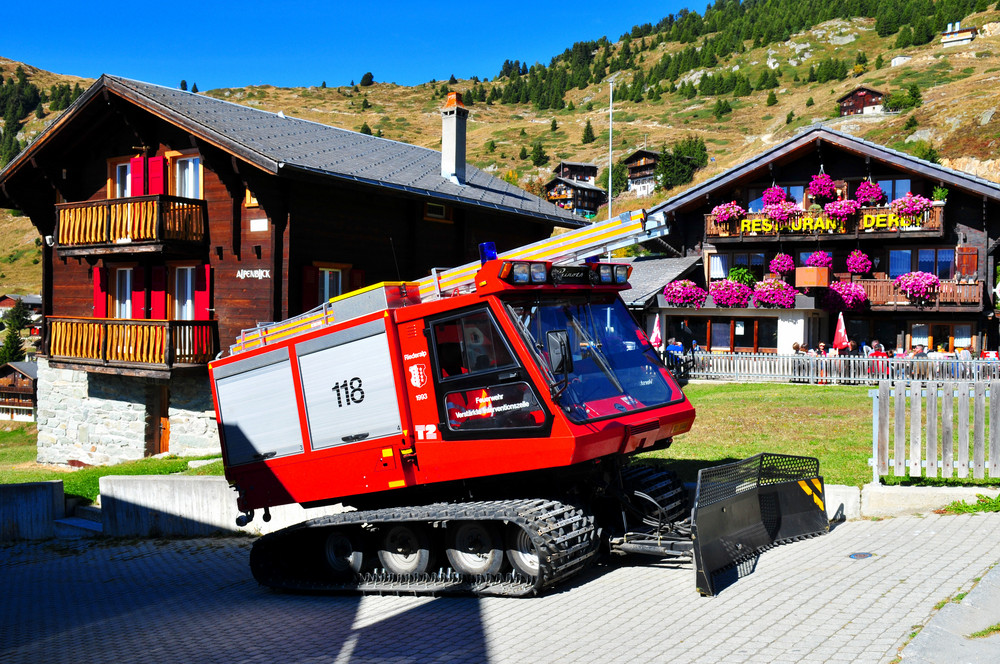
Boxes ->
[445,521,504,576]
[505,523,540,579]
[324,530,364,578]
[377,523,432,575]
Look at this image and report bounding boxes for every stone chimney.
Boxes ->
[441,92,468,185]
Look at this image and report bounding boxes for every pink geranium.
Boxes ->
[769,253,795,275]
[711,201,746,223]
[808,173,837,201]
[805,251,832,268]
[662,279,708,308]
[824,280,868,311]
[762,186,787,206]
[890,192,933,217]
[753,278,798,309]
[846,250,872,275]
[823,198,861,221]
[763,200,799,223]
[854,180,886,206]
[709,279,753,308]
[894,271,939,301]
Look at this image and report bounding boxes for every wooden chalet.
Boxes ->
[837,87,885,116]
[552,161,598,184]
[644,126,1000,355]
[0,362,36,422]
[0,76,580,465]
[624,149,659,197]
[544,176,607,219]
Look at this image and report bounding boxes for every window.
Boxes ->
[917,248,954,279]
[748,185,805,212]
[888,250,912,278]
[876,178,911,202]
[912,322,972,353]
[174,266,195,320]
[709,253,729,280]
[319,268,342,303]
[733,252,766,280]
[114,162,131,198]
[174,155,201,198]
[799,251,831,267]
[424,202,452,222]
[114,268,132,319]
[433,310,516,378]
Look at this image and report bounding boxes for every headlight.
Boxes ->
[510,262,530,284]
[530,263,548,283]
[614,265,629,284]
[599,265,613,283]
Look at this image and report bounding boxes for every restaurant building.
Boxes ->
[642,126,1000,355]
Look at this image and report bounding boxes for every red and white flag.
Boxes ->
[650,316,662,348]
[833,312,849,350]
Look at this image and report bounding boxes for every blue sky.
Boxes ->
[9,1,691,90]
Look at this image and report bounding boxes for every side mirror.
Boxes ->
[546,329,573,375]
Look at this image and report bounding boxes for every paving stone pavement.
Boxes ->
[2,513,999,664]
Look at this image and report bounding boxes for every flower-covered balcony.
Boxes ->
[705,185,945,242]
[855,278,983,311]
[54,195,208,257]
[45,317,218,378]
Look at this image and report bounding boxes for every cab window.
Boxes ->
[432,309,516,379]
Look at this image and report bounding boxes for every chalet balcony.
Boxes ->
[705,204,944,242]
[854,278,983,312]
[54,195,208,257]
[46,317,218,378]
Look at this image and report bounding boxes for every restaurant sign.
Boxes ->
[738,212,926,234]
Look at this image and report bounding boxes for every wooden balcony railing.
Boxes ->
[47,317,218,373]
[705,204,944,239]
[854,278,982,309]
[55,195,208,249]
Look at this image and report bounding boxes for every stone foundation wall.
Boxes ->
[35,358,220,466]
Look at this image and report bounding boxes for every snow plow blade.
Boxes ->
[691,453,828,596]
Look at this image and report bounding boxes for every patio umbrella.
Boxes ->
[833,311,849,350]
[650,315,662,349]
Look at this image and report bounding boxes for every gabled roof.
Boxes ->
[555,161,598,170]
[544,176,607,193]
[836,87,885,103]
[649,125,1000,217]
[5,361,37,380]
[620,255,702,308]
[624,149,660,165]
[0,75,581,227]
[0,294,41,306]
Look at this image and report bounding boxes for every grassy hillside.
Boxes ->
[2,10,1000,294]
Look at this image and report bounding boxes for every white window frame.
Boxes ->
[174,266,195,320]
[174,155,201,199]
[319,268,343,303]
[115,268,133,319]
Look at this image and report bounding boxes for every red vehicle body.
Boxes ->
[209,256,825,597]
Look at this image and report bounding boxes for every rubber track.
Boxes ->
[250,498,598,597]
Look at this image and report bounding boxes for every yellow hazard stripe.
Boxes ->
[416,217,646,297]
[798,479,825,511]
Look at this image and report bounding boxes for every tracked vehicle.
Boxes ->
[209,218,828,597]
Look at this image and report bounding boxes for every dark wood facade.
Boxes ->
[0,77,574,378]
[837,87,885,116]
[553,161,598,183]
[648,127,1000,354]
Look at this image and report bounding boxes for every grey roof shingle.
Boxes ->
[1,75,581,227]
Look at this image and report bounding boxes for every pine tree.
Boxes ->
[766,91,778,106]
[550,118,557,132]
[519,146,528,160]
[582,119,596,144]
[530,141,549,166]
[179,80,187,91]
[896,25,914,49]
[360,72,375,86]
[360,122,372,135]
[191,83,199,93]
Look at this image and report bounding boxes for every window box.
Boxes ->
[795,266,831,288]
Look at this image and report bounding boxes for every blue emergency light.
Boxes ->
[479,242,498,265]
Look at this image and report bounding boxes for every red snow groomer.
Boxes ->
[209,221,828,597]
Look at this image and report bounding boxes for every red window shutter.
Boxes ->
[130,157,146,196]
[194,264,212,320]
[131,266,146,319]
[150,266,167,319]
[147,157,166,196]
[348,268,366,292]
[93,267,108,318]
[956,247,978,277]
[302,266,319,311]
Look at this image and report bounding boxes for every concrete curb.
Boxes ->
[4,477,999,541]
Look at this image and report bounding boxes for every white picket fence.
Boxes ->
[666,351,1000,385]
[868,381,1000,483]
